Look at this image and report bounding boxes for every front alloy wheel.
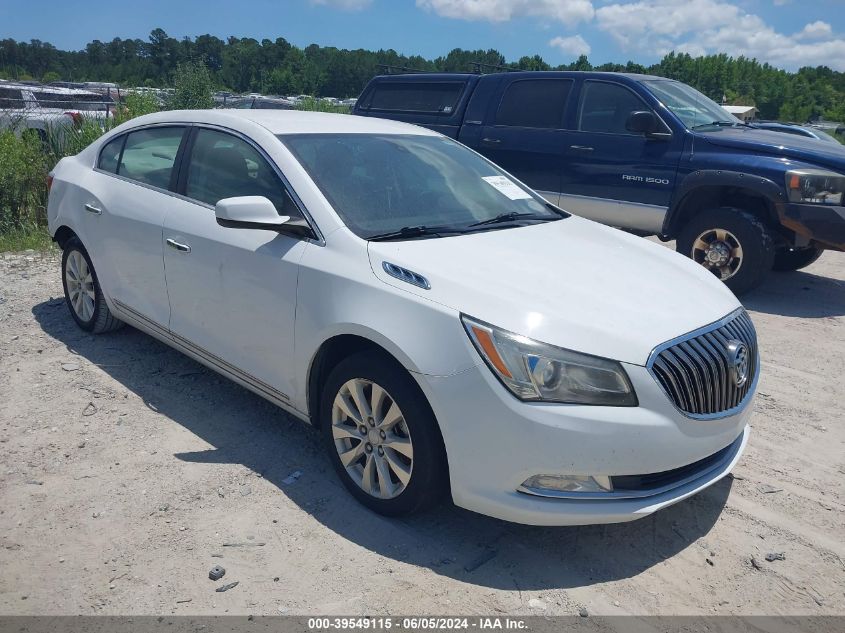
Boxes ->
[331,378,414,499]
[691,227,744,281]
[321,350,447,516]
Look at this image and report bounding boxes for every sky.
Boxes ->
[5,0,845,71]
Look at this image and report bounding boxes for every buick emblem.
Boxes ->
[726,340,750,387]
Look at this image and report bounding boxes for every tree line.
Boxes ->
[2,29,845,122]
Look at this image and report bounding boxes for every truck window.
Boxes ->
[496,79,572,129]
[578,81,650,135]
[364,82,464,114]
[0,87,23,109]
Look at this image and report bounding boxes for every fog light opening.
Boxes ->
[521,474,613,494]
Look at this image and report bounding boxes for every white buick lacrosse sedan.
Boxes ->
[47,110,757,525]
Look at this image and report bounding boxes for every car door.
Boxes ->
[560,80,683,233]
[162,126,312,404]
[476,78,574,205]
[87,125,187,330]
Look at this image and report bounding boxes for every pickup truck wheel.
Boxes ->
[61,237,124,334]
[677,209,774,295]
[321,350,447,517]
[772,246,824,272]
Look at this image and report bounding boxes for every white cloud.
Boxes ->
[594,0,845,71]
[549,34,591,56]
[416,0,595,26]
[310,0,372,10]
[797,20,833,40]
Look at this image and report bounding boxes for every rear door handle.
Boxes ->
[570,145,594,152]
[481,137,501,144]
[84,203,102,215]
[166,238,191,253]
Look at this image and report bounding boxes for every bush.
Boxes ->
[295,96,350,114]
[116,90,161,123]
[0,130,49,235]
[168,60,214,110]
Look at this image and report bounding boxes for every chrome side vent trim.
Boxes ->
[382,261,430,290]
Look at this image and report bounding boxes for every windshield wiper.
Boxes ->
[366,225,468,242]
[467,211,552,228]
[692,120,751,130]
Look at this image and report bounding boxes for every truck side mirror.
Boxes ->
[626,111,659,134]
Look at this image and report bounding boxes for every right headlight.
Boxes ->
[786,168,845,206]
[461,315,637,406]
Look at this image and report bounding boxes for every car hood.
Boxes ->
[697,127,845,170]
[367,217,740,366]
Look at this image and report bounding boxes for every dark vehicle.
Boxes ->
[354,72,845,294]
[752,121,842,145]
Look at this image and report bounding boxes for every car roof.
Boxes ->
[371,71,667,82]
[121,109,439,136]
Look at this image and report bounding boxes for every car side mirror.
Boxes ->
[215,196,290,230]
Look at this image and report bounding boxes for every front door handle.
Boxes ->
[481,137,501,144]
[84,203,102,215]
[570,145,594,152]
[166,238,191,253]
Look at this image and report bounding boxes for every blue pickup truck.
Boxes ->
[353,71,845,294]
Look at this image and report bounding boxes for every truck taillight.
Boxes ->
[64,111,82,125]
[47,175,54,192]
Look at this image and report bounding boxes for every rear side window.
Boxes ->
[118,127,185,190]
[185,128,298,216]
[578,82,650,135]
[496,79,572,129]
[98,135,125,173]
[365,82,464,114]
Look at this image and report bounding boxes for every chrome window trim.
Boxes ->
[646,308,760,420]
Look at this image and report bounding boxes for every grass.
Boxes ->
[0,223,54,252]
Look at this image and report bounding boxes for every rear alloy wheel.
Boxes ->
[772,246,824,272]
[61,237,124,333]
[321,350,447,516]
[677,208,775,295]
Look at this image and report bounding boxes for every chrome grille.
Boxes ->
[649,310,758,417]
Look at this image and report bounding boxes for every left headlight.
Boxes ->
[786,168,845,206]
[461,315,637,406]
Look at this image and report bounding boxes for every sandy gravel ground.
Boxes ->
[0,245,843,617]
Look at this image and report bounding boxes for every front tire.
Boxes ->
[61,237,124,333]
[321,350,447,516]
[677,208,775,295]
[772,246,824,272]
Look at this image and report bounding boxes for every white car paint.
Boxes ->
[47,110,755,526]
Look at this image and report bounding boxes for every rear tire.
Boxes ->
[677,208,775,295]
[320,350,447,517]
[61,237,124,334]
[772,246,824,272]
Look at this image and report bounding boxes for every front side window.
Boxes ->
[496,79,572,129]
[364,82,464,114]
[578,82,651,135]
[98,135,125,173]
[118,127,185,190]
[185,128,298,216]
[281,133,563,239]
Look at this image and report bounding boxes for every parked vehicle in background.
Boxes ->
[0,80,114,141]
[46,110,756,526]
[226,95,297,110]
[752,121,842,144]
[354,71,845,294]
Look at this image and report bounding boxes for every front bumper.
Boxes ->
[418,361,753,526]
[778,201,845,251]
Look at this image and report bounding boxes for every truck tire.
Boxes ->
[772,246,824,272]
[677,208,775,295]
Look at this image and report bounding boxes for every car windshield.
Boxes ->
[642,80,741,130]
[280,133,563,239]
